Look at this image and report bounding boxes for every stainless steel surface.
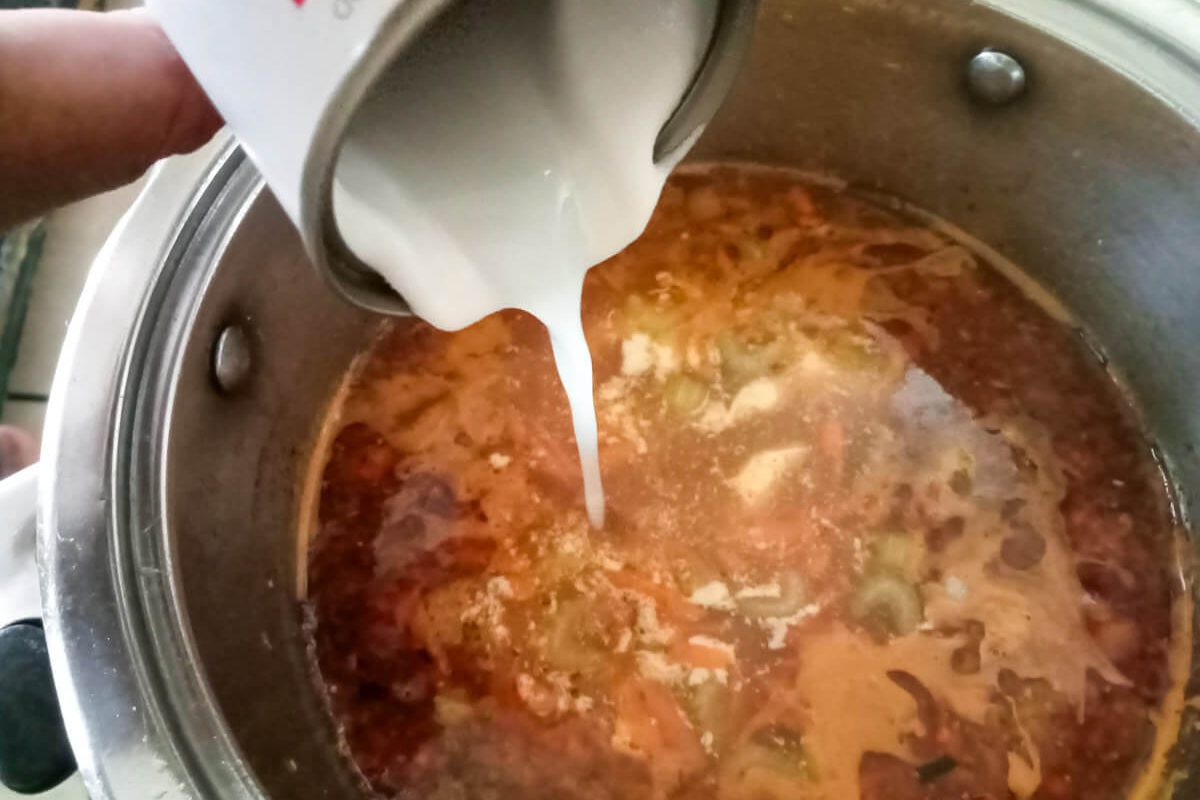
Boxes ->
[116,150,371,800]
[35,0,1200,798]
[211,325,253,395]
[42,137,375,800]
[40,139,241,800]
[966,49,1028,104]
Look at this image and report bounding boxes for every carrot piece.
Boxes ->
[614,679,707,790]
[606,569,706,623]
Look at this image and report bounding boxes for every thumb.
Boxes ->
[0,8,222,228]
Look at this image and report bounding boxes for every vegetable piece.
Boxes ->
[543,589,608,675]
[851,573,923,639]
[433,692,475,726]
[720,725,815,800]
[684,678,731,746]
[750,725,810,766]
[869,534,912,575]
[670,638,735,669]
[717,331,785,387]
[822,328,887,372]
[614,679,707,791]
[663,373,709,415]
[411,581,472,672]
[737,572,808,619]
[672,554,726,596]
[606,570,707,624]
[534,539,591,586]
[625,294,680,338]
[916,755,958,783]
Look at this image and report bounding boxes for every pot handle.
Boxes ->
[0,466,76,794]
[1,466,42,628]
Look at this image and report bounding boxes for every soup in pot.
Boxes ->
[304,166,1188,800]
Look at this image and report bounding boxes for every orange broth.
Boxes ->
[306,166,1185,800]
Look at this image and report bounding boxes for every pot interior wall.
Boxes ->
[149,0,1200,796]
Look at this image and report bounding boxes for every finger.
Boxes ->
[0,8,222,227]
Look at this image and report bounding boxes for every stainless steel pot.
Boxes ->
[3,0,1200,797]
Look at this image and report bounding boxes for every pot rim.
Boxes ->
[39,135,248,800]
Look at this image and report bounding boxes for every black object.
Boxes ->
[916,755,959,784]
[0,622,75,794]
[0,1,80,7]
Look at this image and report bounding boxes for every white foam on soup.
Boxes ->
[333,0,716,527]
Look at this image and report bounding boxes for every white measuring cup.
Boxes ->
[145,0,758,315]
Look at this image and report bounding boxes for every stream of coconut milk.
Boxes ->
[333,0,716,527]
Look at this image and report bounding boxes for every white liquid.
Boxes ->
[334,0,715,527]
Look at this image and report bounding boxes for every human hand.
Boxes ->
[0,8,222,229]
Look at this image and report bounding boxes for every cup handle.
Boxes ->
[0,466,77,794]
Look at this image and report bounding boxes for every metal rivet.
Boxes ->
[967,49,1026,105]
[212,325,252,394]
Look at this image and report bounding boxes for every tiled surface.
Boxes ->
[0,179,145,436]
